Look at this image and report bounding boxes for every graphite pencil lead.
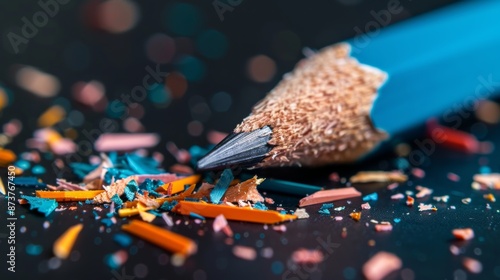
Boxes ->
[197,126,273,171]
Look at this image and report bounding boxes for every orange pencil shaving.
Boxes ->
[53,224,83,259]
[156,174,201,194]
[172,201,297,224]
[156,184,196,204]
[38,105,66,127]
[0,149,17,167]
[36,190,104,201]
[122,220,197,256]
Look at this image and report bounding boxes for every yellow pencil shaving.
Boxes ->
[36,190,105,201]
[122,220,197,256]
[173,201,297,224]
[38,105,66,127]
[53,223,83,259]
[46,129,63,145]
[139,211,156,222]
[0,177,5,196]
[156,184,196,204]
[156,175,201,194]
[118,202,153,217]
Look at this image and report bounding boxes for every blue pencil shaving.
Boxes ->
[210,169,233,204]
[280,210,287,215]
[160,200,178,211]
[254,201,268,210]
[110,194,123,206]
[14,177,46,188]
[393,218,401,223]
[320,203,334,210]
[318,208,331,215]
[101,218,114,227]
[92,210,100,220]
[363,192,378,202]
[189,212,205,220]
[85,199,94,204]
[113,233,132,247]
[21,195,57,216]
[25,244,43,256]
[31,165,46,175]
[14,159,31,170]
[71,153,165,181]
[189,145,211,166]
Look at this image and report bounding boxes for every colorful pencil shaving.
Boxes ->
[350,171,408,183]
[36,190,104,201]
[53,224,83,259]
[427,119,480,153]
[172,201,297,224]
[121,220,197,256]
[299,187,361,207]
[156,174,201,194]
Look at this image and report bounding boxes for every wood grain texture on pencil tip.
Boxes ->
[198,43,388,170]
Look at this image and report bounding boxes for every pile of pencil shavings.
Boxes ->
[17,157,297,260]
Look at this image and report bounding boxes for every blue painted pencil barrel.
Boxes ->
[349,0,500,136]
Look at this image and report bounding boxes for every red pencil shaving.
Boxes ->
[299,187,361,207]
[452,228,474,240]
[362,251,402,280]
[361,203,371,210]
[95,133,160,152]
[406,196,414,206]
[427,118,480,153]
[291,249,324,264]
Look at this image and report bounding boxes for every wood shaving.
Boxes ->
[350,171,407,183]
[221,176,265,203]
[93,176,137,203]
[415,186,433,198]
[418,203,437,211]
[294,208,310,219]
[361,202,371,209]
[473,173,500,189]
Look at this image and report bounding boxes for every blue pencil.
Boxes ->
[197,0,500,171]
